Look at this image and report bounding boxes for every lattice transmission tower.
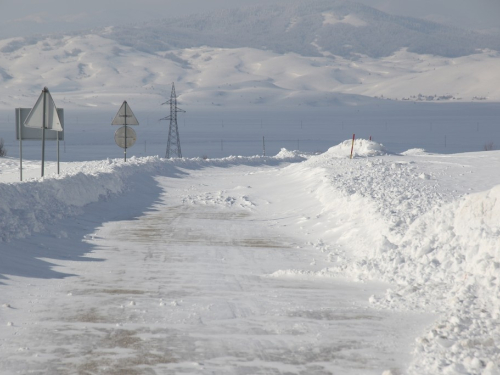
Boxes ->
[160,83,185,158]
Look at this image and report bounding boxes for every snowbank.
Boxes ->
[0,157,162,242]
[400,148,428,155]
[401,186,500,374]
[0,152,306,242]
[324,138,388,159]
[275,148,306,159]
[404,184,500,287]
[285,145,500,374]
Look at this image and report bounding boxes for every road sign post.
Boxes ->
[17,108,22,181]
[57,131,60,174]
[16,107,64,181]
[41,89,46,176]
[23,87,63,178]
[112,101,139,162]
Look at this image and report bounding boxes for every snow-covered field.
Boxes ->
[0,138,499,374]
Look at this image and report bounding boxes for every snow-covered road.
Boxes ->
[1,141,499,374]
[0,164,431,374]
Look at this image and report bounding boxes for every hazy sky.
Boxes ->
[0,0,499,40]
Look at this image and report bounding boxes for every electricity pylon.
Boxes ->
[160,83,185,158]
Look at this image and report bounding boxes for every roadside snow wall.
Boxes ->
[401,185,500,375]
[291,140,500,374]
[0,152,306,242]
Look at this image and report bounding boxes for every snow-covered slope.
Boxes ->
[1,0,500,111]
[96,0,500,59]
[1,33,499,111]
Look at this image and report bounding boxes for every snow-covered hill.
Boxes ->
[1,33,499,111]
[96,0,500,59]
[0,0,499,111]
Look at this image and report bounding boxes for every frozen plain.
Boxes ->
[0,127,499,374]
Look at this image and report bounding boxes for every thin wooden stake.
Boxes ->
[350,134,355,159]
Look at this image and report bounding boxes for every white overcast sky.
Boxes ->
[0,0,499,39]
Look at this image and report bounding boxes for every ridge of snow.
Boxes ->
[323,138,388,158]
[277,143,500,374]
[0,152,306,242]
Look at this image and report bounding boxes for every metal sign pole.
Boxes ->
[112,101,138,156]
[124,104,127,162]
[41,88,47,177]
[24,89,63,174]
[57,131,60,174]
[18,108,23,182]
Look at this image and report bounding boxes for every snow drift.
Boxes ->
[0,152,306,242]
[282,144,500,374]
[325,138,388,158]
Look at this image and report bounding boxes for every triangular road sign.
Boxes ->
[111,101,139,125]
[24,87,63,132]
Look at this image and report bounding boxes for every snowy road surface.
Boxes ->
[1,142,499,374]
[0,164,431,374]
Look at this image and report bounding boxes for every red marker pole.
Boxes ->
[350,134,355,159]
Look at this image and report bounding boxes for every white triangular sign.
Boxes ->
[111,101,139,125]
[24,88,63,132]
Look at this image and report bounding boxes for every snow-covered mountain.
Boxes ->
[96,0,500,58]
[0,0,499,111]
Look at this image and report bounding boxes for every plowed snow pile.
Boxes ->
[0,153,306,242]
[323,138,388,159]
[278,140,500,374]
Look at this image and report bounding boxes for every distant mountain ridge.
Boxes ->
[93,0,500,58]
[1,0,499,59]
[0,0,499,111]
